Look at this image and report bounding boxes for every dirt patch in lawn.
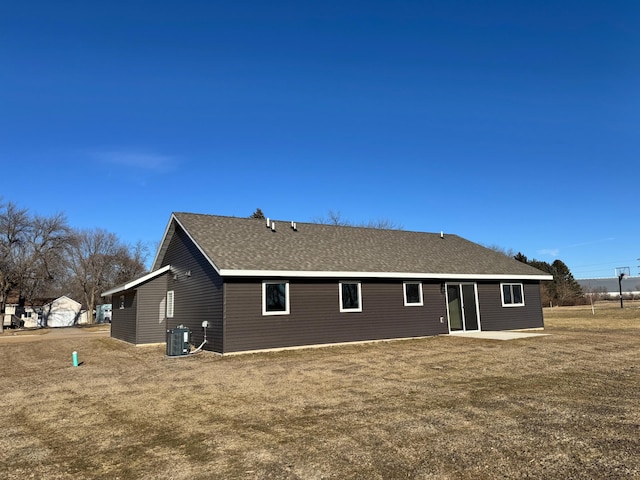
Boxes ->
[1,303,638,479]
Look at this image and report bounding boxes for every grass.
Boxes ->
[1,303,638,479]
[0,327,51,337]
[0,324,110,337]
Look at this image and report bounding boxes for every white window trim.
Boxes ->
[500,283,525,307]
[403,281,424,306]
[167,290,175,318]
[339,282,362,312]
[262,281,290,316]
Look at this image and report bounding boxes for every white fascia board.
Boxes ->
[150,216,176,271]
[101,265,172,297]
[219,269,554,281]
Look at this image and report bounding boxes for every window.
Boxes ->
[263,281,290,315]
[403,282,423,306]
[501,283,524,307]
[340,282,362,312]
[119,295,125,309]
[167,290,175,317]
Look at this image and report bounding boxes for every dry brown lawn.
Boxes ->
[1,303,638,479]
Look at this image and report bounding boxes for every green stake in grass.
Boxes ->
[72,351,79,367]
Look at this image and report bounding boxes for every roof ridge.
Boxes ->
[172,211,447,235]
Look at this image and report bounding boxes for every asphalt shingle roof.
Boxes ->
[153,212,549,279]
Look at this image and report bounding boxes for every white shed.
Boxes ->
[41,296,82,327]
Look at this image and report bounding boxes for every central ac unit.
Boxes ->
[166,326,190,356]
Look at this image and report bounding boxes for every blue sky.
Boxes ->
[2,0,638,278]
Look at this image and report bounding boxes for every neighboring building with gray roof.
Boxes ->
[103,212,552,354]
[577,277,640,298]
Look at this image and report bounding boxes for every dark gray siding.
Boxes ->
[136,273,169,344]
[110,291,137,343]
[160,226,224,353]
[223,279,449,353]
[477,281,544,331]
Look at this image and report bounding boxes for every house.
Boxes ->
[2,304,40,329]
[102,213,553,354]
[41,296,83,327]
[95,304,113,323]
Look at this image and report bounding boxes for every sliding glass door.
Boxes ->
[446,283,480,332]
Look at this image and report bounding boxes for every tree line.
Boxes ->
[513,253,583,306]
[250,208,403,229]
[0,201,148,325]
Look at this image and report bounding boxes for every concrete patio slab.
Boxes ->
[450,331,551,340]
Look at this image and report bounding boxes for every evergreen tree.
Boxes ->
[549,259,583,306]
[514,252,528,263]
[249,208,266,220]
[513,254,583,306]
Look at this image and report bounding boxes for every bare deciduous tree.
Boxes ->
[112,241,148,286]
[361,218,404,230]
[1,200,149,329]
[313,210,403,229]
[0,202,30,316]
[0,203,70,320]
[18,213,71,302]
[66,229,147,325]
[484,244,517,258]
[312,210,351,226]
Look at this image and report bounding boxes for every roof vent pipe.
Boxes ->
[266,218,270,228]
[291,221,297,231]
[440,231,444,239]
[271,221,276,232]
